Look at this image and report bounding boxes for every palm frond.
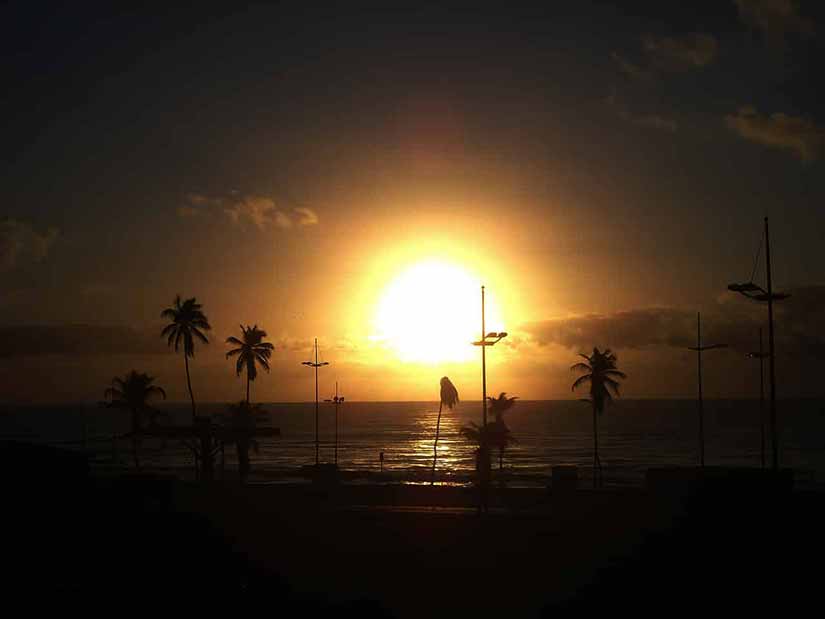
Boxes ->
[571,374,592,391]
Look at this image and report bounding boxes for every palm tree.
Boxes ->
[216,401,269,481]
[161,295,211,424]
[488,392,518,471]
[571,347,626,488]
[104,370,167,468]
[225,325,274,403]
[431,376,459,485]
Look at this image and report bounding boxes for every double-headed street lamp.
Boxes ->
[687,312,727,468]
[302,338,329,467]
[728,216,790,472]
[472,285,507,428]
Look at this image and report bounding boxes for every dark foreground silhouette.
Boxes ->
[4,441,822,617]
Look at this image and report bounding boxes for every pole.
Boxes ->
[481,286,487,427]
[764,217,778,472]
[697,312,705,468]
[334,381,339,466]
[759,329,766,469]
[314,338,319,467]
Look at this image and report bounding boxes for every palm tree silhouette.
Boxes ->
[571,347,626,488]
[488,392,518,471]
[215,401,269,481]
[161,295,211,424]
[225,325,274,403]
[431,376,459,485]
[104,370,166,469]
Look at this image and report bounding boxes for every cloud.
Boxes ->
[734,0,815,46]
[0,218,59,272]
[611,33,717,80]
[294,207,319,226]
[178,193,319,230]
[725,106,825,161]
[607,93,678,133]
[523,286,825,360]
[0,324,171,357]
[610,52,653,81]
[642,33,718,71]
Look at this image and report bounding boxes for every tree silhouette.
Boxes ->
[215,401,269,481]
[431,376,459,485]
[488,392,518,471]
[104,370,166,469]
[225,325,274,403]
[161,295,211,424]
[571,347,626,488]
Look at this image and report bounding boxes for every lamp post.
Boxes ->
[728,217,789,471]
[747,329,768,469]
[687,312,727,468]
[471,285,508,428]
[471,286,506,512]
[302,338,329,467]
[324,382,344,466]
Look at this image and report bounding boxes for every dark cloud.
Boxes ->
[0,325,170,357]
[178,193,319,230]
[734,0,815,46]
[725,106,825,161]
[642,33,718,71]
[0,218,58,271]
[524,286,825,359]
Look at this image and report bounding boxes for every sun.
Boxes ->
[372,260,504,363]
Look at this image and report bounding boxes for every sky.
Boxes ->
[1,1,824,403]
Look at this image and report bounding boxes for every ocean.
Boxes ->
[2,399,824,488]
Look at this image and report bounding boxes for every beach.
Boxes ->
[7,460,823,617]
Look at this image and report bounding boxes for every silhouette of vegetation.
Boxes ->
[431,376,459,485]
[104,370,166,468]
[225,325,274,403]
[215,401,269,481]
[571,347,626,488]
[488,392,518,471]
[161,295,211,424]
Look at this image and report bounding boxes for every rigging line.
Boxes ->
[749,231,763,285]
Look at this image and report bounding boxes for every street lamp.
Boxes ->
[728,216,790,471]
[687,312,727,468]
[302,338,329,467]
[324,382,344,466]
[471,286,507,428]
[746,328,768,469]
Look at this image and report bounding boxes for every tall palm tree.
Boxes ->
[431,376,459,485]
[161,295,211,424]
[571,347,626,488]
[488,392,518,471]
[225,325,274,403]
[104,370,166,468]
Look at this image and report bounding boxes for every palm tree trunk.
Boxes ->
[593,403,599,488]
[246,375,250,405]
[431,401,443,485]
[184,354,196,424]
[131,408,141,470]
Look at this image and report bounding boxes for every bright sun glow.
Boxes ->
[372,260,504,363]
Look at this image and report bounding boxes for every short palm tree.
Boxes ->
[571,347,626,488]
[161,295,211,424]
[488,392,518,471]
[216,401,269,481]
[225,325,274,403]
[431,376,459,485]
[104,370,166,469]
